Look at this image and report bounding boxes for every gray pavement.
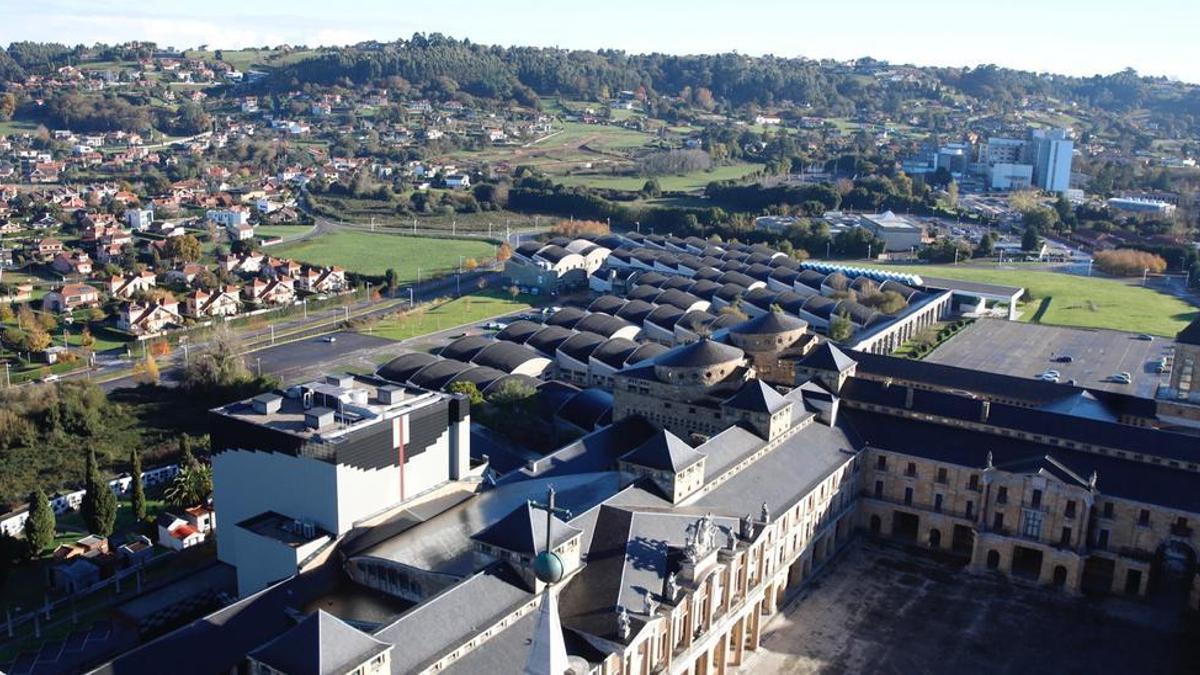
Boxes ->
[925,319,1174,399]
[741,539,1197,674]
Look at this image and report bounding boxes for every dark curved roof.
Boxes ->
[446,366,509,391]
[769,267,800,285]
[676,309,717,334]
[685,279,722,300]
[629,249,658,265]
[439,335,494,361]
[473,341,548,372]
[534,244,572,264]
[557,332,608,363]
[614,299,657,324]
[742,287,781,310]
[746,251,776,265]
[595,235,626,250]
[823,271,850,290]
[692,266,724,282]
[587,295,627,315]
[717,261,749,275]
[801,295,838,319]
[722,250,751,263]
[797,269,826,289]
[574,313,636,338]
[626,342,669,366]
[495,319,543,344]
[631,270,668,288]
[546,236,572,247]
[481,373,542,396]
[556,388,614,431]
[717,271,756,288]
[376,352,439,383]
[714,283,747,302]
[774,290,808,314]
[849,276,878,293]
[410,359,472,389]
[589,337,640,369]
[880,279,920,301]
[654,338,743,368]
[744,263,775,282]
[535,380,581,420]
[545,307,588,328]
[654,289,704,311]
[676,253,705,270]
[654,253,680,269]
[526,326,577,355]
[626,285,661,303]
[645,305,686,331]
[659,276,694,292]
[770,256,802,270]
[730,311,807,336]
[837,300,879,326]
[515,241,543,258]
[709,313,745,330]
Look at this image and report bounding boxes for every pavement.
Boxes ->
[925,318,1175,399]
[739,539,1198,674]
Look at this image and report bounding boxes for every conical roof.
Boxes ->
[524,591,570,675]
[653,338,743,369]
[730,311,807,336]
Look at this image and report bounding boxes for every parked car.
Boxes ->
[1136,334,1154,341]
[1054,355,1073,363]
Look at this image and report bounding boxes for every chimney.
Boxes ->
[904,386,914,409]
[980,400,991,423]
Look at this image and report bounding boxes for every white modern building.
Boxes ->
[1031,128,1073,193]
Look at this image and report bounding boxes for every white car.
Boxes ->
[323,336,337,343]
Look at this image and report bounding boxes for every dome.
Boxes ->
[533,551,565,583]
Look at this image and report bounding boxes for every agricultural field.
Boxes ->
[271,230,497,278]
[366,292,533,342]
[556,162,764,192]
[871,264,1197,336]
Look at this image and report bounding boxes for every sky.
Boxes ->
[2,0,1198,83]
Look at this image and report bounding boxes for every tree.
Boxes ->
[975,232,995,258]
[496,242,512,262]
[448,380,484,406]
[182,324,252,390]
[829,311,854,342]
[164,463,212,508]
[23,487,55,558]
[1093,249,1168,276]
[944,180,959,209]
[168,234,203,262]
[81,447,117,537]
[133,354,160,385]
[384,268,399,294]
[1021,225,1042,252]
[130,449,146,522]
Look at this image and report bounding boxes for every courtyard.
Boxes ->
[741,539,1199,674]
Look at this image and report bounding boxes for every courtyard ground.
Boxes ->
[740,539,1200,674]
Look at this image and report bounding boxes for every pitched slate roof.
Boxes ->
[801,342,856,373]
[1178,316,1200,346]
[248,610,389,675]
[471,503,582,555]
[620,429,704,472]
[722,379,790,414]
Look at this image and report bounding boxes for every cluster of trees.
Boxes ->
[1093,249,1169,276]
[636,149,712,177]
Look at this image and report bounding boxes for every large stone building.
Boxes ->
[90,313,1200,675]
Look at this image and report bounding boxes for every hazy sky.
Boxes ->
[3,0,1198,82]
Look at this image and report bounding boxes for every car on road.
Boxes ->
[482,321,508,331]
[1110,372,1132,384]
[38,374,60,383]
[322,336,337,343]
[1037,371,1060,382]
[1136,334,1155,341]
[1053,355,1073,363]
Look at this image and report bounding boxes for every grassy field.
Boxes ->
[255,224,314,241]
[367,292,534,341]
[271,230,496,278]
[556,162,764,192]
[870,264,1197,336]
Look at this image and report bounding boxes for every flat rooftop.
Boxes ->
[212,373,444,442]
[237,511,331,547]
[926,319,1174,399]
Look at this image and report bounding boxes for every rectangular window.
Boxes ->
[1031,489,1042,509]
[996,487,1008,504]
[1139,509,1150,527]
[936,467,948,484]
[1103,502,1114,519]
[1065,501,1076,519]
[1097,529,1110,549]
[874,480,883,498]
[968,474,979,491]
[1061,527,1072,546]
[993,512,1004,531]
[966,500,974,519]
[1022,510,1043,539]
[904,487,913,506]
[876,455,887,471]
[934,494,943,513]
[905,462,917,477]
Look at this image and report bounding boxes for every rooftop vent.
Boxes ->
[377,385,405,405]
[325,373,356,388]
[251,393,283,415]
[304,407,335,430]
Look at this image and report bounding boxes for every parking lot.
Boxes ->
[740,540,1198,674]
[925,319,1174,398]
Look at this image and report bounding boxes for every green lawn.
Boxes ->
[255,224,314,241]
[368,292,534,341]
[271,230,497,278]
[869,264,1198,336]
[555,162,764,192]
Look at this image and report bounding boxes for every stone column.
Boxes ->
[715,630,728,675]
[731,616,746,666]
[747,600,762,651]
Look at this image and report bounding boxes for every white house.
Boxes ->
[125,207,155,231]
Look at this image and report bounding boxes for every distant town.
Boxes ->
[0,34,1198,675]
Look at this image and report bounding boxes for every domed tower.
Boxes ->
[727,311,812,385]
[650,337,746,390]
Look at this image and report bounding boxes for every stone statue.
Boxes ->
[741,513,754,539]
[698,512,716,550]
[666,572,679,601]
[727,528,737,551]
[985,451,994,469]
[760,501,771,524]
[644,593,658,616]
[616,606,631,640]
